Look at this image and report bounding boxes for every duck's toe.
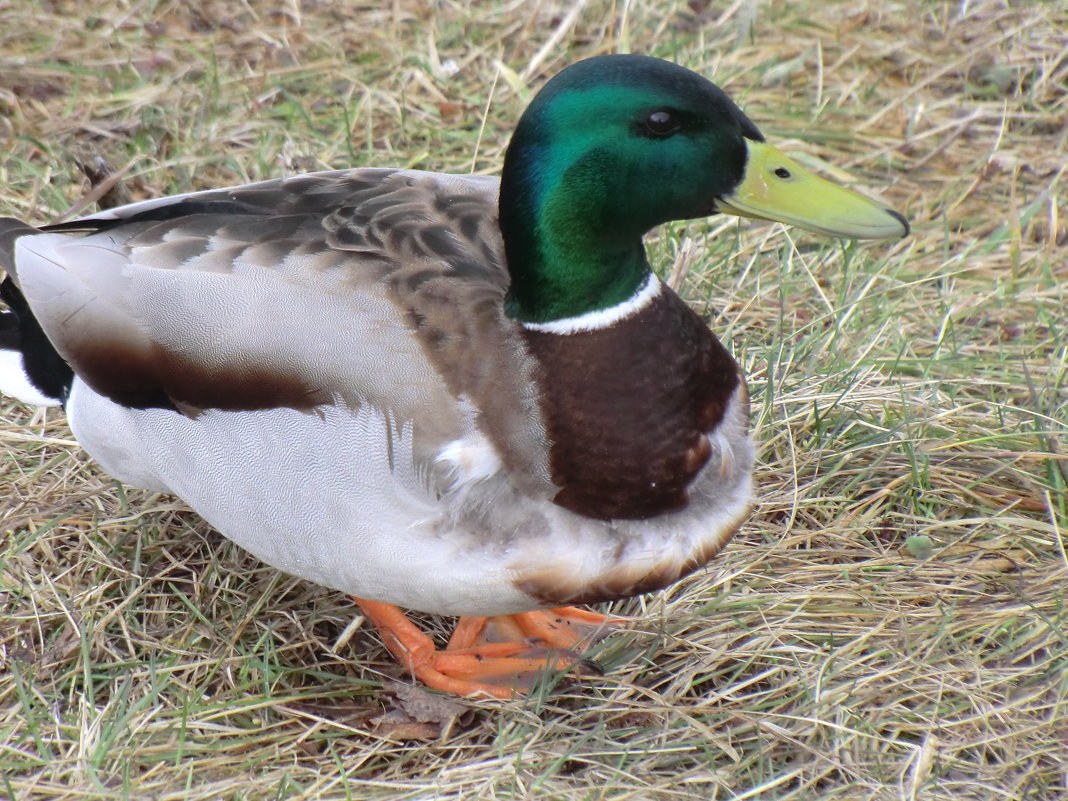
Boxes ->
[458,607,623,650]
[353,599,622,699]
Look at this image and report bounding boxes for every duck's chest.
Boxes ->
[520,289,741,521]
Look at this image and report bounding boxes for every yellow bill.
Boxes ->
[716,140,909,240]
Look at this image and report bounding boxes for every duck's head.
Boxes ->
[500,54,908,324]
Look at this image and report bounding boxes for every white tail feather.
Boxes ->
[0,348,61,406]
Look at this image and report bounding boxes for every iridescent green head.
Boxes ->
[499,54,907,324]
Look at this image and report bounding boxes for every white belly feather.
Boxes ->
[66,378,539,615]
[65,376,753,617]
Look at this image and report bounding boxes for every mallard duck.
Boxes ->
[0,54,908,699]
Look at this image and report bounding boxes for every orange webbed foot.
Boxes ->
[353,599,623,699]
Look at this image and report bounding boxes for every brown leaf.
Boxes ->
[388,681,468,724]
[370,710,441,742]
[435,101,464,122]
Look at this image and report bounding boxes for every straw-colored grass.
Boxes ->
[2,1,1065,799]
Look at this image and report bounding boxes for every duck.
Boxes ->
[0,54,908,699]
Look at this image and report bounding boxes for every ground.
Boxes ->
[1,1,1065,799]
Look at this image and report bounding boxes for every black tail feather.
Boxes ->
[0,308,19,351]
[1,275,74,404]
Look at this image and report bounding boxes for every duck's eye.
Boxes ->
[773,166,792,179]
[643,109,680,137]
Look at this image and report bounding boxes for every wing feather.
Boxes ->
[7,168,552,488]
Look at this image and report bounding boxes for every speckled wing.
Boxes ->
[4,168,551,488]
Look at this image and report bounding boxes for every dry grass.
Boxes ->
[1,0,1066,799]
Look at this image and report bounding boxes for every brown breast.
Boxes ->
[522,286,740,520]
